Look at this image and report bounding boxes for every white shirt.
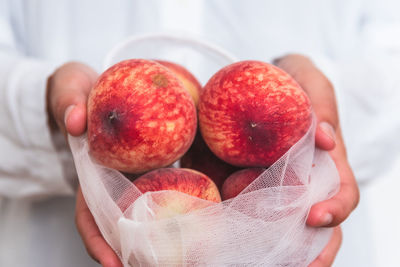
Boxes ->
[1,0,399,266]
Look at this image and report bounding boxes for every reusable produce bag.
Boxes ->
[69,113,339,266]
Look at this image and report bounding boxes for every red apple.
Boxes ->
[134,168,221,202]
[87,59,197,173]
[198,60,312,167]
[222,167,304,200]
[155,60,202,107]
[121,168,222,266]
[221,168,266,200]
[180,130,240,189]
[119,168,221,215]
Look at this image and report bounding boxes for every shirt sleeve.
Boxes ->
[0,2,75,199]
[311,0,400,184]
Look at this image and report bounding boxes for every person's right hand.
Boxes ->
[46,62,123,267]
[274,54,359,267]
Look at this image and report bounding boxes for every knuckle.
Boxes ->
[332,200,347,225]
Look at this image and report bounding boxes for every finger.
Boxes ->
[315,122,336,151]
[307,143,360,227]
[274,54,337,150]
[47,62,97,136]
[64,103,87,136]
[308,226,342,267]
[75,187,123,267]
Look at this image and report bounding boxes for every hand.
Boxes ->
[274,54,359,266]
[47,62,122,267]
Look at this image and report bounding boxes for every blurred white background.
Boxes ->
[367,158,400,266]
[334,156,400,267]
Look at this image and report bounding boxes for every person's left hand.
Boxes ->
[274,54,359,267]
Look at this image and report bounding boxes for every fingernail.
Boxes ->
[319,122,336,142]
[320,213,333,226]
[64,105,75,126]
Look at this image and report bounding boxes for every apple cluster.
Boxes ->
[87,59,312,212]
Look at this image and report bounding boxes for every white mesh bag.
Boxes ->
[69,34,340,266]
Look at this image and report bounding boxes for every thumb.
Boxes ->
[47,62,98,137]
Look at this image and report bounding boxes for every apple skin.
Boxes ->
[155,60,202,107]
[198,60,312,168]
[87,59,197,174]
[118,168,221,215]
[221,168,266,200]
[134,168,221,203]
[221,167,304,200]
[180,130,241,189]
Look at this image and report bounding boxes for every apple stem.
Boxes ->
[108,110,118,122]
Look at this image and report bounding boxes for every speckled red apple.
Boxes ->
[155,60,202,107]
[134,168,221,201]
[221,167,304,200]
[180,130,240,189]
[198,60,312,167]
[221,168,266,200]
[118,168,221,214]
[87,59,197,173]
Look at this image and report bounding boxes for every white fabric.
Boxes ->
[70,115,340,266]
[0,0,399,266]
